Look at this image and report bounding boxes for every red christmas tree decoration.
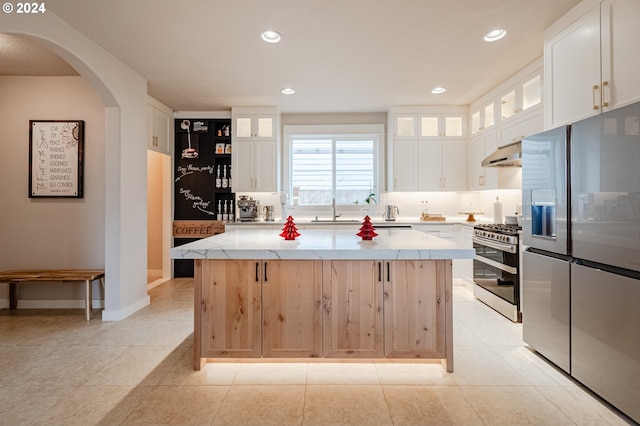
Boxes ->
[279,216,301,240]
[356,215,378,241]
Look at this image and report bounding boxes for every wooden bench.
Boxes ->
[0,269,105,320]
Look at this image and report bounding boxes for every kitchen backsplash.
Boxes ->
[235,189,522,224]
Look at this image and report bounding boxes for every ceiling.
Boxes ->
[1,0,581,113]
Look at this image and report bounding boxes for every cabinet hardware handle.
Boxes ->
[378,262,382,282]
[592,84,600,110]
[255,262,259,282]
[386,262,390,282]
[601,81,609,108]
[264,262,268,282]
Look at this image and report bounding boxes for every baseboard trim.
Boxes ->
[101,295,150,321]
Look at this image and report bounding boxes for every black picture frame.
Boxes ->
[29,120,85,198]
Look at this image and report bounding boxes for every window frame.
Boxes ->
[283,124,385,209]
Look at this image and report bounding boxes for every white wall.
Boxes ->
[1,11,150,319]
[0,76,105,306]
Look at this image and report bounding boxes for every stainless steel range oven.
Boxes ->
[472,224,521,322]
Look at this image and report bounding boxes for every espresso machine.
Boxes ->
[237,195,259,222]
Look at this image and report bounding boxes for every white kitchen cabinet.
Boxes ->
[392,140,419,190]
[418,140,466,191]
[232,138,278,192]
[469,101,498,135]
[456,225,474,285]
[468,130,498,190]
[231,107,280,192]
[498,108,543,147]
[499,73,542,122]
[544,0,640,128]
[147,99,172,155]
[470,110,481,135]
[389,107,467,192]
[483,101,497,129]
[411,224,455,239]
[233,114,276,140]
[471,66,542,136]
[393,139,465,191]
[419,114,464,138]
[393,113,464,139]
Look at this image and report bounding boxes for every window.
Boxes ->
[284,124,383,206]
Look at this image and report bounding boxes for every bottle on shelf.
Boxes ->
[215,165,221,189]
[217,200,222,221]
[222,200,229,221]
[229,200,235,222]
[222,165,228,189]
[228,165,232,189]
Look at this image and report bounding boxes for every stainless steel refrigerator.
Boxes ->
[523,101,640,423]
[569,103,640,423]
[521,126,572,374]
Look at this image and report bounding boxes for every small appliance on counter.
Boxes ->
[237,195,259,222]
[384,205,399,221]
[263,205,275,221]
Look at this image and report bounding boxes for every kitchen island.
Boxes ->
[171,229,474,371]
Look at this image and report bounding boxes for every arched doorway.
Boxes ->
[0,12,150,319]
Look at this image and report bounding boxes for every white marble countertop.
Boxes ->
[171,229,475,260]
[225,217,488,226]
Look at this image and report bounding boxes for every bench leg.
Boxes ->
[85,279,92,321]
[100,277,105,306]
[10,282,17,309]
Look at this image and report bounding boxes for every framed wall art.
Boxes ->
[29,120,85,198]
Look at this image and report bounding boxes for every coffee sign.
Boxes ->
[173,220,224,238]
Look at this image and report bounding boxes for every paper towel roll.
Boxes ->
[493,201,503,224]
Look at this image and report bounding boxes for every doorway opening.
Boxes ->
[147,149,172,288]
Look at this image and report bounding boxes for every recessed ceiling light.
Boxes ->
[484,29,506,42]
[431,87,446,94]
[281,87,295,95]
[261,30,282,43]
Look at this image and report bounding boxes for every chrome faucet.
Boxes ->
[332,197,341,220]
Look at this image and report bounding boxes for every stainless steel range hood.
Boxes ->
[481,140,522,167]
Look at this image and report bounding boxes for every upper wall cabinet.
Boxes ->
[147,97,173,155]
[393,113,465,139]
[467,130,498,191]
[231,107,280,192]
[388,107,467,192]
[544,0,640,128]
[234,114,276,141]
[470,63,542,137]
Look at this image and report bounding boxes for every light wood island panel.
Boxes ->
[194,258,453,371]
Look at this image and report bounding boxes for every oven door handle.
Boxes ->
[475,255,518,275]
[472,236,518,254]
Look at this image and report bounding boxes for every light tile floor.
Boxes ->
[0,278,634,425]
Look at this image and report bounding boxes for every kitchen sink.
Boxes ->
[310,219,360,223]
